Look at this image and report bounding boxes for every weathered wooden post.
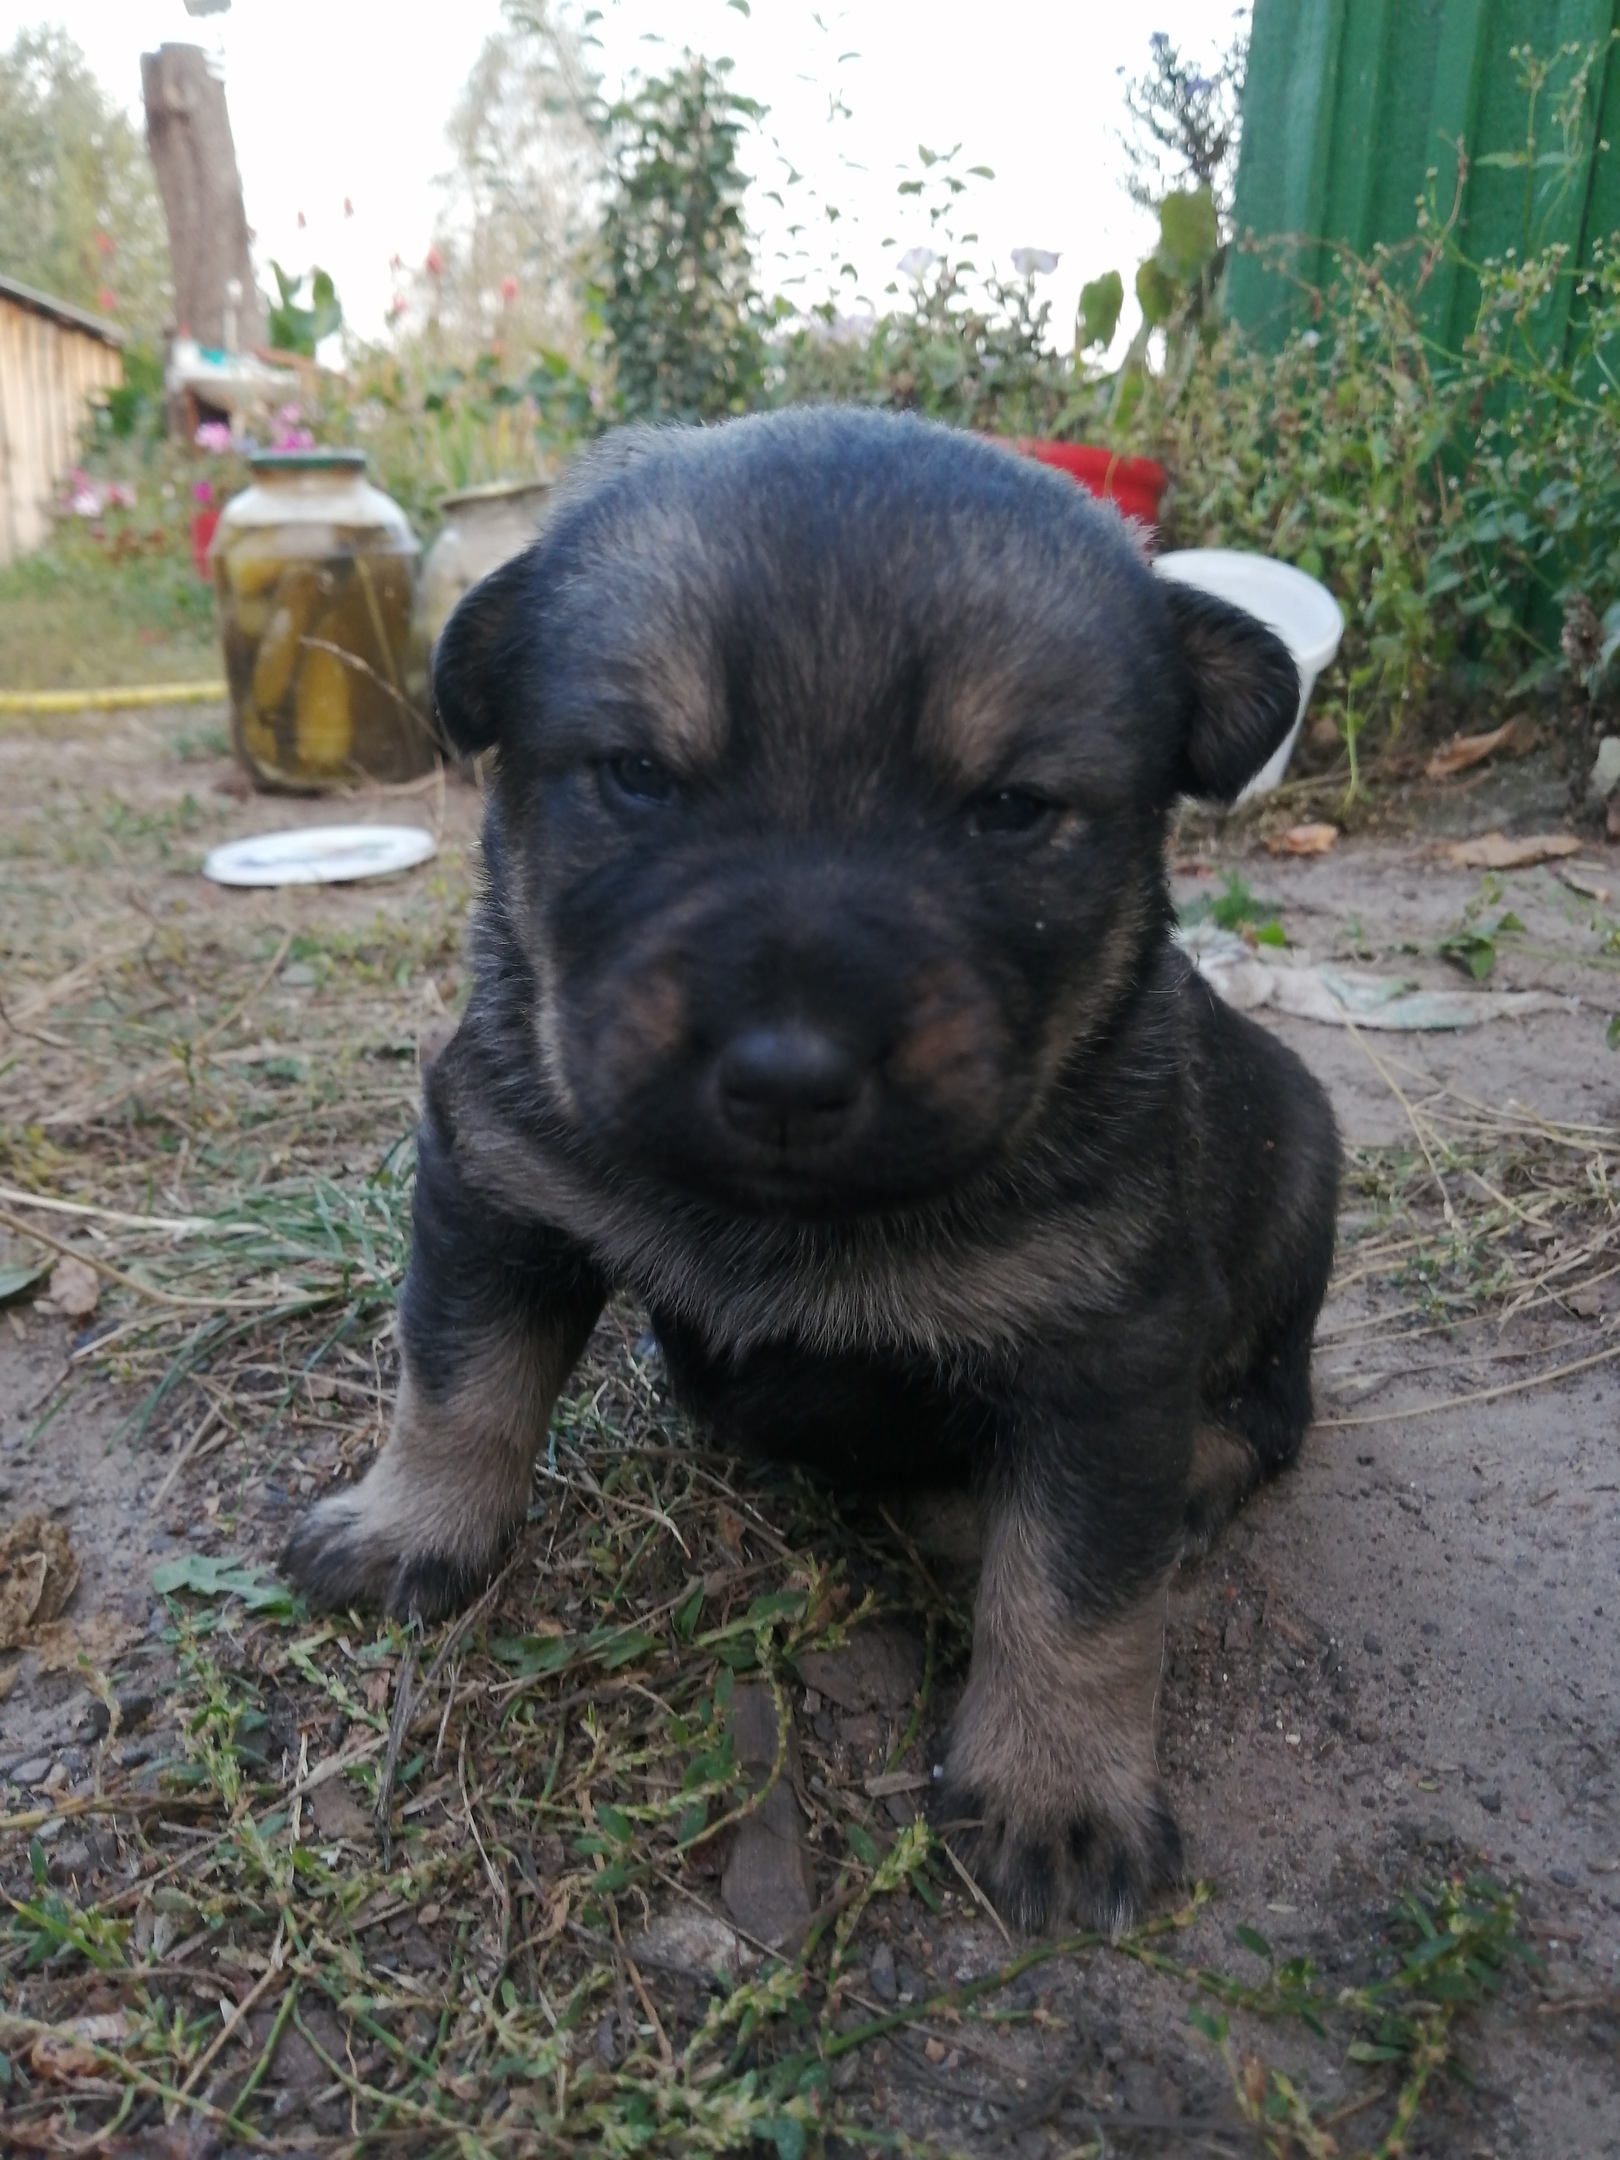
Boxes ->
[140,42,265,355]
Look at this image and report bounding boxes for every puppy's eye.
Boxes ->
[603,754,676,806]
[964,788,1056,838]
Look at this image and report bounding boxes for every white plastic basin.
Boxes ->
[1153,548,1345,800]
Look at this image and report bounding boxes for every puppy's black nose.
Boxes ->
[718,1025,862,1149]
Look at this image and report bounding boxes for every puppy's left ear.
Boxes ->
[1162,582,1300,802]
[431,548,537,757]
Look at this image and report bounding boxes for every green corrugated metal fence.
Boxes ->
[1228,0,1620,355]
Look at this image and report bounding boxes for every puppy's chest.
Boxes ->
[451,1085,1191,1361]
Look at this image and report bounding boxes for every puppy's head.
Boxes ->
[437,411,1296,1217]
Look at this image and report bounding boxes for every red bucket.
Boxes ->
[1013,440,1168,527]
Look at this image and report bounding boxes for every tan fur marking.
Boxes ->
[582,504,726,765]
[923,683,1019,785]
[445,1104,1152,1362]
[1182,1423,1261,1554]
[887,971,1005,1112]
[947,1491,1166,1853]
[597,968,689,1096]
[300,1308,591,1578]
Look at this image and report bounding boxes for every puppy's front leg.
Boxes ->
[283,1111,607,1619]
[941,1387,1188,1935]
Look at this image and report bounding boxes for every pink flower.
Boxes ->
[94,230,114,258]
[97,286,117,314]
[344,197,354,218]
[500,274,520,303]
[425,246,444,277]
[193,480,215,505]
[276,402,303,426]
[194,420,233,453]
[390,252,404,272]
[272,425,316,451]
[297,210,307,230]
[389,294,408,320]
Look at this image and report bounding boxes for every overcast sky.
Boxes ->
[10,0,1246,347]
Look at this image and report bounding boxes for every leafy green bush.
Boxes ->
[0,27,171,337]
[596,56,769,423]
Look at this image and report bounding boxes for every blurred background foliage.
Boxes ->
[16,4,1620,783]
[0,26,171,333]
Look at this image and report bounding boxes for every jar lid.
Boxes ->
[440,476,552,511]
[249,449,367,474]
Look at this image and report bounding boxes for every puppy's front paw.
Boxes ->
[281,1367,540,1619]
[281,1481,499,1620]
[944,1534,1181,1935]
[936,1763,1181,1936]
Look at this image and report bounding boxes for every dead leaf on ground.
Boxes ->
[1425,714,1538,780]
[1559,863,1613,903]
[36,1255,100,1319]
[30,1608,136,1671]
[1444,831,1583,871]
[27,2030,110,2081]
[0,1514,80,1650]
[309,1776,374,1845]
[1268,822,1339,857]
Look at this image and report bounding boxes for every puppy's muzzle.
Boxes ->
[717,1023,865,1153]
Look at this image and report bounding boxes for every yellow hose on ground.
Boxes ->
[0,682,227,714]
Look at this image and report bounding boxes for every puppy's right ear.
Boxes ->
[430,548,537,757]
[1161,581,1301,803]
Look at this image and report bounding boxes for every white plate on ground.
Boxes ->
[203,824,437,888]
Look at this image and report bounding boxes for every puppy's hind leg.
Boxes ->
[1185,1196,1338,1556]
[282,1111,607,1619]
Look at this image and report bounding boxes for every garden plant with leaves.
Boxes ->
[595,56,769,423]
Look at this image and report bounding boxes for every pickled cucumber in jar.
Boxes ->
[210,452,429,790]
[251,564,320,712]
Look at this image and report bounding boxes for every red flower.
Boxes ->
[425,246,444,277]
[500,274,519,303]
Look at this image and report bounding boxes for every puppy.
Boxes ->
[284,409,1340,1934]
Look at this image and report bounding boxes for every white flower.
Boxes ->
[1011,247,1060,277]
[897,246,937,279]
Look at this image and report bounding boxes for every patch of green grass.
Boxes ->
[1437,911,1524,982]
[1180,871,1287,942]
[0,525,219,691]
[1171,1876,1535,2158]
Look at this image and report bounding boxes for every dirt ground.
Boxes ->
[1,708,1618,2156]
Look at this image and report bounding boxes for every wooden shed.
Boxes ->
[0,275,126,565]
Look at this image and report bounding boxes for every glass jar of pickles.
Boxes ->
[212,452,434,790]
